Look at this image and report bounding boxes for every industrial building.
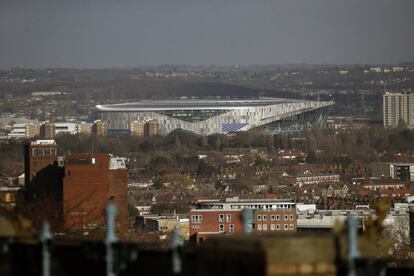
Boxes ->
[63,153,128,232]
[95,98,333,136]
[23,140,128,232]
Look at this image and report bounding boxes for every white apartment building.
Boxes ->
[383,91,414,129]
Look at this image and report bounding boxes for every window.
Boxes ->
[284,215,288,221]
[262,215,267,221]
[219,214,224,222]
[44,148,51,157]
[226,214,232,222]
[263,224,268,231]
[284,224,289,230]
[191,215,203,224]
[289,215,294,221]
[276,215,280,220]
[271,215,275,221]
[290,224,294,230]
[229,224,234,232]
[219,224,224,232]
[257,215,262,221]
[276,224,280,230]
[50,148,56,156]
[257,224,262,231]
[271,224,275,231]
[32,149,37,157]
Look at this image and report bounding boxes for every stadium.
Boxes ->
[95,98,334,136]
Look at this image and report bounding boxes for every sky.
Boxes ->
[1,0,413,69]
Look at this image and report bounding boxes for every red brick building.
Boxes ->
[24,140,63,200]
[24,140,128,233]
[190,210,244,242]
[24,140,58,187]
[254,209,297,232]
[189,198,297,243]
[63,153,128,232]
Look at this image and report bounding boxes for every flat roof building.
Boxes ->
[383,91,414,129]
[63,153,128,232]
[23,140,128,233]
[190,197,297,243]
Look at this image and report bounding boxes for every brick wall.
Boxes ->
[63,153,128,232]
[254,210,297,233]
[189,210,244,238]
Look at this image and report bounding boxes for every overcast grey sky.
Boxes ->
[1,0,413,69]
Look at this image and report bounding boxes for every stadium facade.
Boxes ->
[95,98,334,136]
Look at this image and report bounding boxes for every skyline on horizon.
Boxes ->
[1,0,413,69]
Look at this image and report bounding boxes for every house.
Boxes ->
[320,183,349,197]
[286,173,340,187]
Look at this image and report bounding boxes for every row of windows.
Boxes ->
[191,215,203,224]
[257,214,294,221]
[191,213,295,224]
[228,204,294,210]
[257,224,294,231]
[32,148,57,157]
[219,224,234,233]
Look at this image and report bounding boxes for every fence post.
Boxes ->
[171,227,183,274]
[105,202,118,276]
[347,216,360,276]
[39,221,52,276]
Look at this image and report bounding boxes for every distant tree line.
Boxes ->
[1,126,414,181]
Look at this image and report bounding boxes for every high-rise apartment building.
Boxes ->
[129,121,145,137]
[25,123,40,138]
[92,120,108,136]
[78,122,92,135]
[145,119,159,136]
[383,91,414,129]
[40,122,56,139]
[8,123,40,139]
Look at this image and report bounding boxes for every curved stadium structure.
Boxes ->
[95,98,334,136]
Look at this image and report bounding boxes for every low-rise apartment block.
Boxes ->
[371,162,414,182]
[286,173,340,187]
[189,197,297,243]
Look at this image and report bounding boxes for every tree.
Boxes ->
[305,151,318,163]
[174,135,182,152]
[153,178,163,189]
[201,136,208,148]
[215,135,222,151]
